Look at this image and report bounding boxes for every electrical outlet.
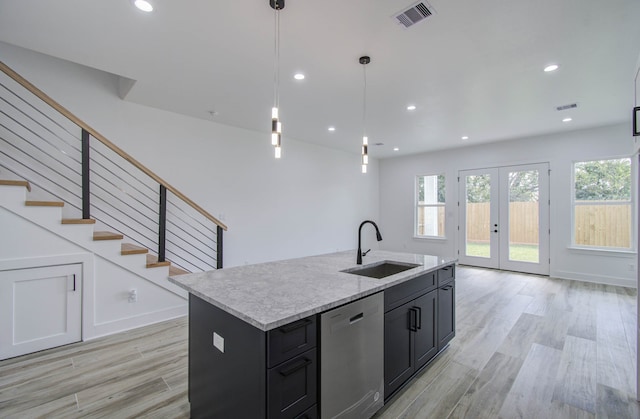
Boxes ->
[629,264,635,272]
[213,332,224,353]
[128,289,138,303]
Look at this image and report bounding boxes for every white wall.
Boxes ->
[0,42,381,267]
[380,124,637,287]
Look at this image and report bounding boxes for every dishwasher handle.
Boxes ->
[349,312,364,324]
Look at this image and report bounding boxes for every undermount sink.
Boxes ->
[341,261,421,279]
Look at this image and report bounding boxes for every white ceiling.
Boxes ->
[0,0,639,158]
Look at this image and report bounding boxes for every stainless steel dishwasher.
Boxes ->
[320,292,384,419]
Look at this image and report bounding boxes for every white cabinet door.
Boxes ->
[0,264,82,360]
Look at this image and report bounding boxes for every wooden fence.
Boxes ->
[574,203,631,248]
[466,202,630,248]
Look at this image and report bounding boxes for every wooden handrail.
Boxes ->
[0,60,227,231]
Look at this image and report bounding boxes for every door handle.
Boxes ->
[408,308,418,332]
[413,306,422,330]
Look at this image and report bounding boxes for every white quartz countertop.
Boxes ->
[169,250,456,331]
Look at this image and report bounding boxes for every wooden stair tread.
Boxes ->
[0,179,31,192]
[121,243,149,255]
[169,266,190,276]
[146,254,171,268]
[25,200,64,207]
[93,231,124,241]
[61,218,96,224]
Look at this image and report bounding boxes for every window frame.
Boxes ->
[414,173,446,239]
[570,156,635,251]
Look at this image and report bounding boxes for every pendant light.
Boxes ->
[270,0,284,158]
[359,56,370,173]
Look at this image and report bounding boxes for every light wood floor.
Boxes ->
[1,267,638,418]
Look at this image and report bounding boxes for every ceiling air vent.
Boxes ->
[556,103,577,111]
[394,1,434,28]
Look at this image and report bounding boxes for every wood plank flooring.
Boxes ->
[0,266,638,418]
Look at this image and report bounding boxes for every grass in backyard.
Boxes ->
[465,242,539,263]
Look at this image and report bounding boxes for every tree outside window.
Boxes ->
[416,174,445,237]
[573,158,632,249]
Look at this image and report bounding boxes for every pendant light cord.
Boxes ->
[273,7,280,109]
[362,63,367,137]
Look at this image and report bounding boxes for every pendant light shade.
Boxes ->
[270,0,284,158]
[360,56,370,173]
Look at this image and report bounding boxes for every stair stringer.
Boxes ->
[0,185,187,298]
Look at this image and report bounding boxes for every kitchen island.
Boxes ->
[170,250,456,418]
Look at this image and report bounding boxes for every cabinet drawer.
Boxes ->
[268,316,317,368]
[267,348,317,419]
[294,404,317,419]
[384,272,436,312]
[437,265,455,286]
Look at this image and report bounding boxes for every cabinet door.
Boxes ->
[0,264,82,360]
[384,302,414,399]
[267,348,317,419]
[438,282,456,350]
[413,289,438,370]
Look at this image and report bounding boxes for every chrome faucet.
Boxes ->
[357,220,383,265]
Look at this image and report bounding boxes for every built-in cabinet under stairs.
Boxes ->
[0,179,192,359]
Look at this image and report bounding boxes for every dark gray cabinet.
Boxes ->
[384,265,455,401]
[437,267,455,350]
[384,288,437,399]
[188,294,318,419]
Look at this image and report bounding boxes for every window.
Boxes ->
[416,174,445,237]
[573,158,632,249]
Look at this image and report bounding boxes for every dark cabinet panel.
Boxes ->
[384,271,436,312]
[268,317,317,368]
[438,282,455,350]
[189,295,266,419]
[189,294,318,419]
[437,265,455,286]
[294,404,318,419]
[413,290,438,370]
[384,265,455,402]
[384,302,414,398]
[267,348,317,419]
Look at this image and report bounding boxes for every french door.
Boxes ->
[458,163,549,275]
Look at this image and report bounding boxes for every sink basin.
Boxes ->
[342,261,421,279]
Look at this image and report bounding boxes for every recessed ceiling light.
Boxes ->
[133,0,153,12]
[562,117,572,122]
[407,105,416,111]
[461,136,469,140]
[328,126,336,132]
[393,147,399,151]
[544,64,559,72]
[294,73,305,80]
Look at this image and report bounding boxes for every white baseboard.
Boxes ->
[552,270,637,289]
[86,304,188,340]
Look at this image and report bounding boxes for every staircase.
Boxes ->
[0,179,188,297]
[0,60,227,342]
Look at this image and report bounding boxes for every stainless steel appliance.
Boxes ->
[320,292,384,418]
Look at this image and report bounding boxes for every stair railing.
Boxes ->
[0,60,226,271]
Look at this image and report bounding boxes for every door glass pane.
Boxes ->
[508,170,539,263]
[466,174,491,258]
